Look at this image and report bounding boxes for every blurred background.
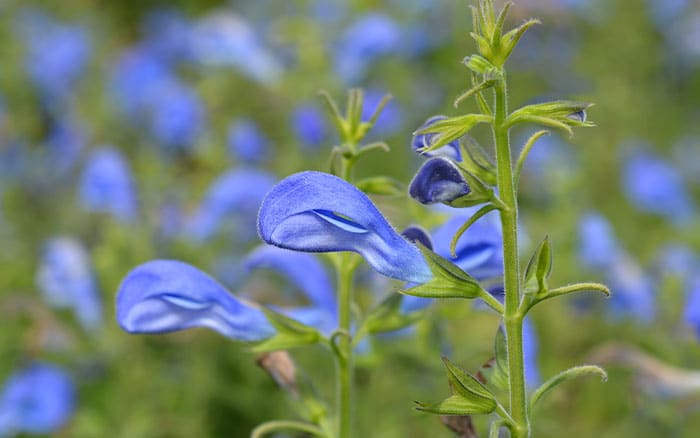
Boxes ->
[1,0,700,436]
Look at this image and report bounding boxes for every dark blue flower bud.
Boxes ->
[411,116,462,160]
[409,157,470,205]
[400,226,433,250]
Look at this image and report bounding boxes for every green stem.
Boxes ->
[493,75,529,437]
[250,420,327,438]
[334,257,354,438]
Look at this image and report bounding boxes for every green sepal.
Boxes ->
[499,18,540,64]
[354,176,403,196]
[252,308,324,353]
[414,114,492,154]
[506,100,594,137]
[462,55,498,77]
[401,244,484,299]
[524,236,552,295]
[530,365,607,410]
[442,356,495,402]
[415,394,496,416]
[354,294,422,342]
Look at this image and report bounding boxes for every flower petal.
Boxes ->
[116,260,274,341]
[409,157,470,205]
[258,171,431,283]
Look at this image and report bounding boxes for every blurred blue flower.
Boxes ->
[578,212,621,270]
[227,119,269,163]
[78,147,138,222]
[684,275,700,337]
[621,147,695,224]
[0,363,75,436]
[399,226,434,314]
[409,157,470,205]
[361,90,403,136]
[185,168,276,241]
[188,11,282,84]
[36,237,102,331]
[646,0,689,27]
[117,260,274,341]
[291,105,327,149]
[109,47,173,117]
[244,246,337,335]
[258,171,431,283]
[18,11,91,102]
[411,116,462,161]
[607,255,656,323]
[148,81,205,152]
[335,13,401,83]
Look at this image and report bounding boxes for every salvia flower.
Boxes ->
[116,260,274,341]
[606,255,656,323]
[258,171,431,283]
[411,116,462,160]
[148,81,205,152]
[409,157,471,206]
[0,363,75,436]
[109,47,173,117]
[361,89,403,136]
[227,118,269,163]
[522,318,541,387]
[244,246,337,335]
[185,168,276,241]
[36,237,102,330]
[684,274,700,338]
[78,147,138,222]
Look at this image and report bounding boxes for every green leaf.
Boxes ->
[453,79,496,108]
[531,282,610,308]
[442,356,495,402]
[506,101,594,136]
[401,244,484,299]
[524,236,552,294]
[253,308,324,353]
[530,365,608,409]
[501,18,541,62]
[415,394,496,415]
[354,175,402,196]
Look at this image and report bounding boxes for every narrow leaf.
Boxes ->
[442,356,495,401]
[416,395,496,415]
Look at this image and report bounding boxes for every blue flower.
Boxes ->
[116,260,274,341]
[0,363,75,436]
[578,212,622,270]
[411,116,462,160]
[188,11,281,84]
[258,171,431,283]
[621,147,695,224]
[36,237,102,331]
[291,105,327,149]
[227,119,269,163]
[244,246,337,335]
[45,117,86,174]
[148,81,205,152]
[78,147,138,222]
[141,9,191,62]
[185,168,276,241]
[398,226,434,313]
[409,157,471,205]
[335,13,401,82]
[655,244,697,281]
[18,11,91,102]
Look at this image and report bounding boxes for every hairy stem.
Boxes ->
[335,257,354,438]
[493,75,529,437]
